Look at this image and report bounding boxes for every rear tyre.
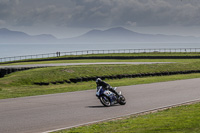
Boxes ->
[99,95,111,107]
[118,95,126,105]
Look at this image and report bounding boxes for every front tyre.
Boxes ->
[100,95,111,107]
[118,95,126,105]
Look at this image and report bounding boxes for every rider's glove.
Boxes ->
[106,85,111,89]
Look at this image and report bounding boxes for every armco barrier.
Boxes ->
[1,55,200,64]
[1,48,200,63]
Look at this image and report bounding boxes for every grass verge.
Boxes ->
[0,73,200,99]
[56,102,200,133]
[1,61,200,85]
[0,59,197,66]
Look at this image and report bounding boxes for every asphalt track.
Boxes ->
[0,62,173,68]
[0,78,200,133]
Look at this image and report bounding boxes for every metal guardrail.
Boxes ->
[0,48,200,63]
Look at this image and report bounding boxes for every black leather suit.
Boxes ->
[96,80,119,96]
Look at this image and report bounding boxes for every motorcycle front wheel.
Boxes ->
[118,95,126,105]
[100,95,111,107]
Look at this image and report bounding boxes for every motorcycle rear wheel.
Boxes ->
[100,95,111,107]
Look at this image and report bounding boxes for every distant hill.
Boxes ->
[67,27,200,43]
[1,27,200,44]
[0,28,58,43]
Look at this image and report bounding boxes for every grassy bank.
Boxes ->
[56,102,200,133]
[1,61,200,85]
[0,59,199,66]
[1,73,200,99]
[1,62,200,99]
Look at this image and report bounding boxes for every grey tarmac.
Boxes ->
[0,78,200,133]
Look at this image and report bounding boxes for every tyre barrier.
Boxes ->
[0,67,44,78]
[0,68,22,78]
[34,70,200,85]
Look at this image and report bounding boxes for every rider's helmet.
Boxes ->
[96,78,102,84]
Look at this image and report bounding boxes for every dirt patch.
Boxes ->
[62,69,75,73]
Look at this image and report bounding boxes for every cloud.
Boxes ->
[0,20,5,25]
[126,21,137,27]
[0,0,18,18]
[66,0,200,27]
[0,0,19,27]
[1,0,200,28]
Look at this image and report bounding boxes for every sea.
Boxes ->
[1,43,200,58]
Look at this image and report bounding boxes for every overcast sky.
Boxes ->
[1,0,200,38]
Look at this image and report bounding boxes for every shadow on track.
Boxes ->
[87,104,120,108]
[87,105,105,108]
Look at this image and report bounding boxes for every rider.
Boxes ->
[96,78,120,97]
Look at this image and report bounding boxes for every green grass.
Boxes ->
[1,61,200,85]
[56,102,200,133]
[0,58,194,66]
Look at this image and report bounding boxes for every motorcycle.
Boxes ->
[96,86,126,107]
